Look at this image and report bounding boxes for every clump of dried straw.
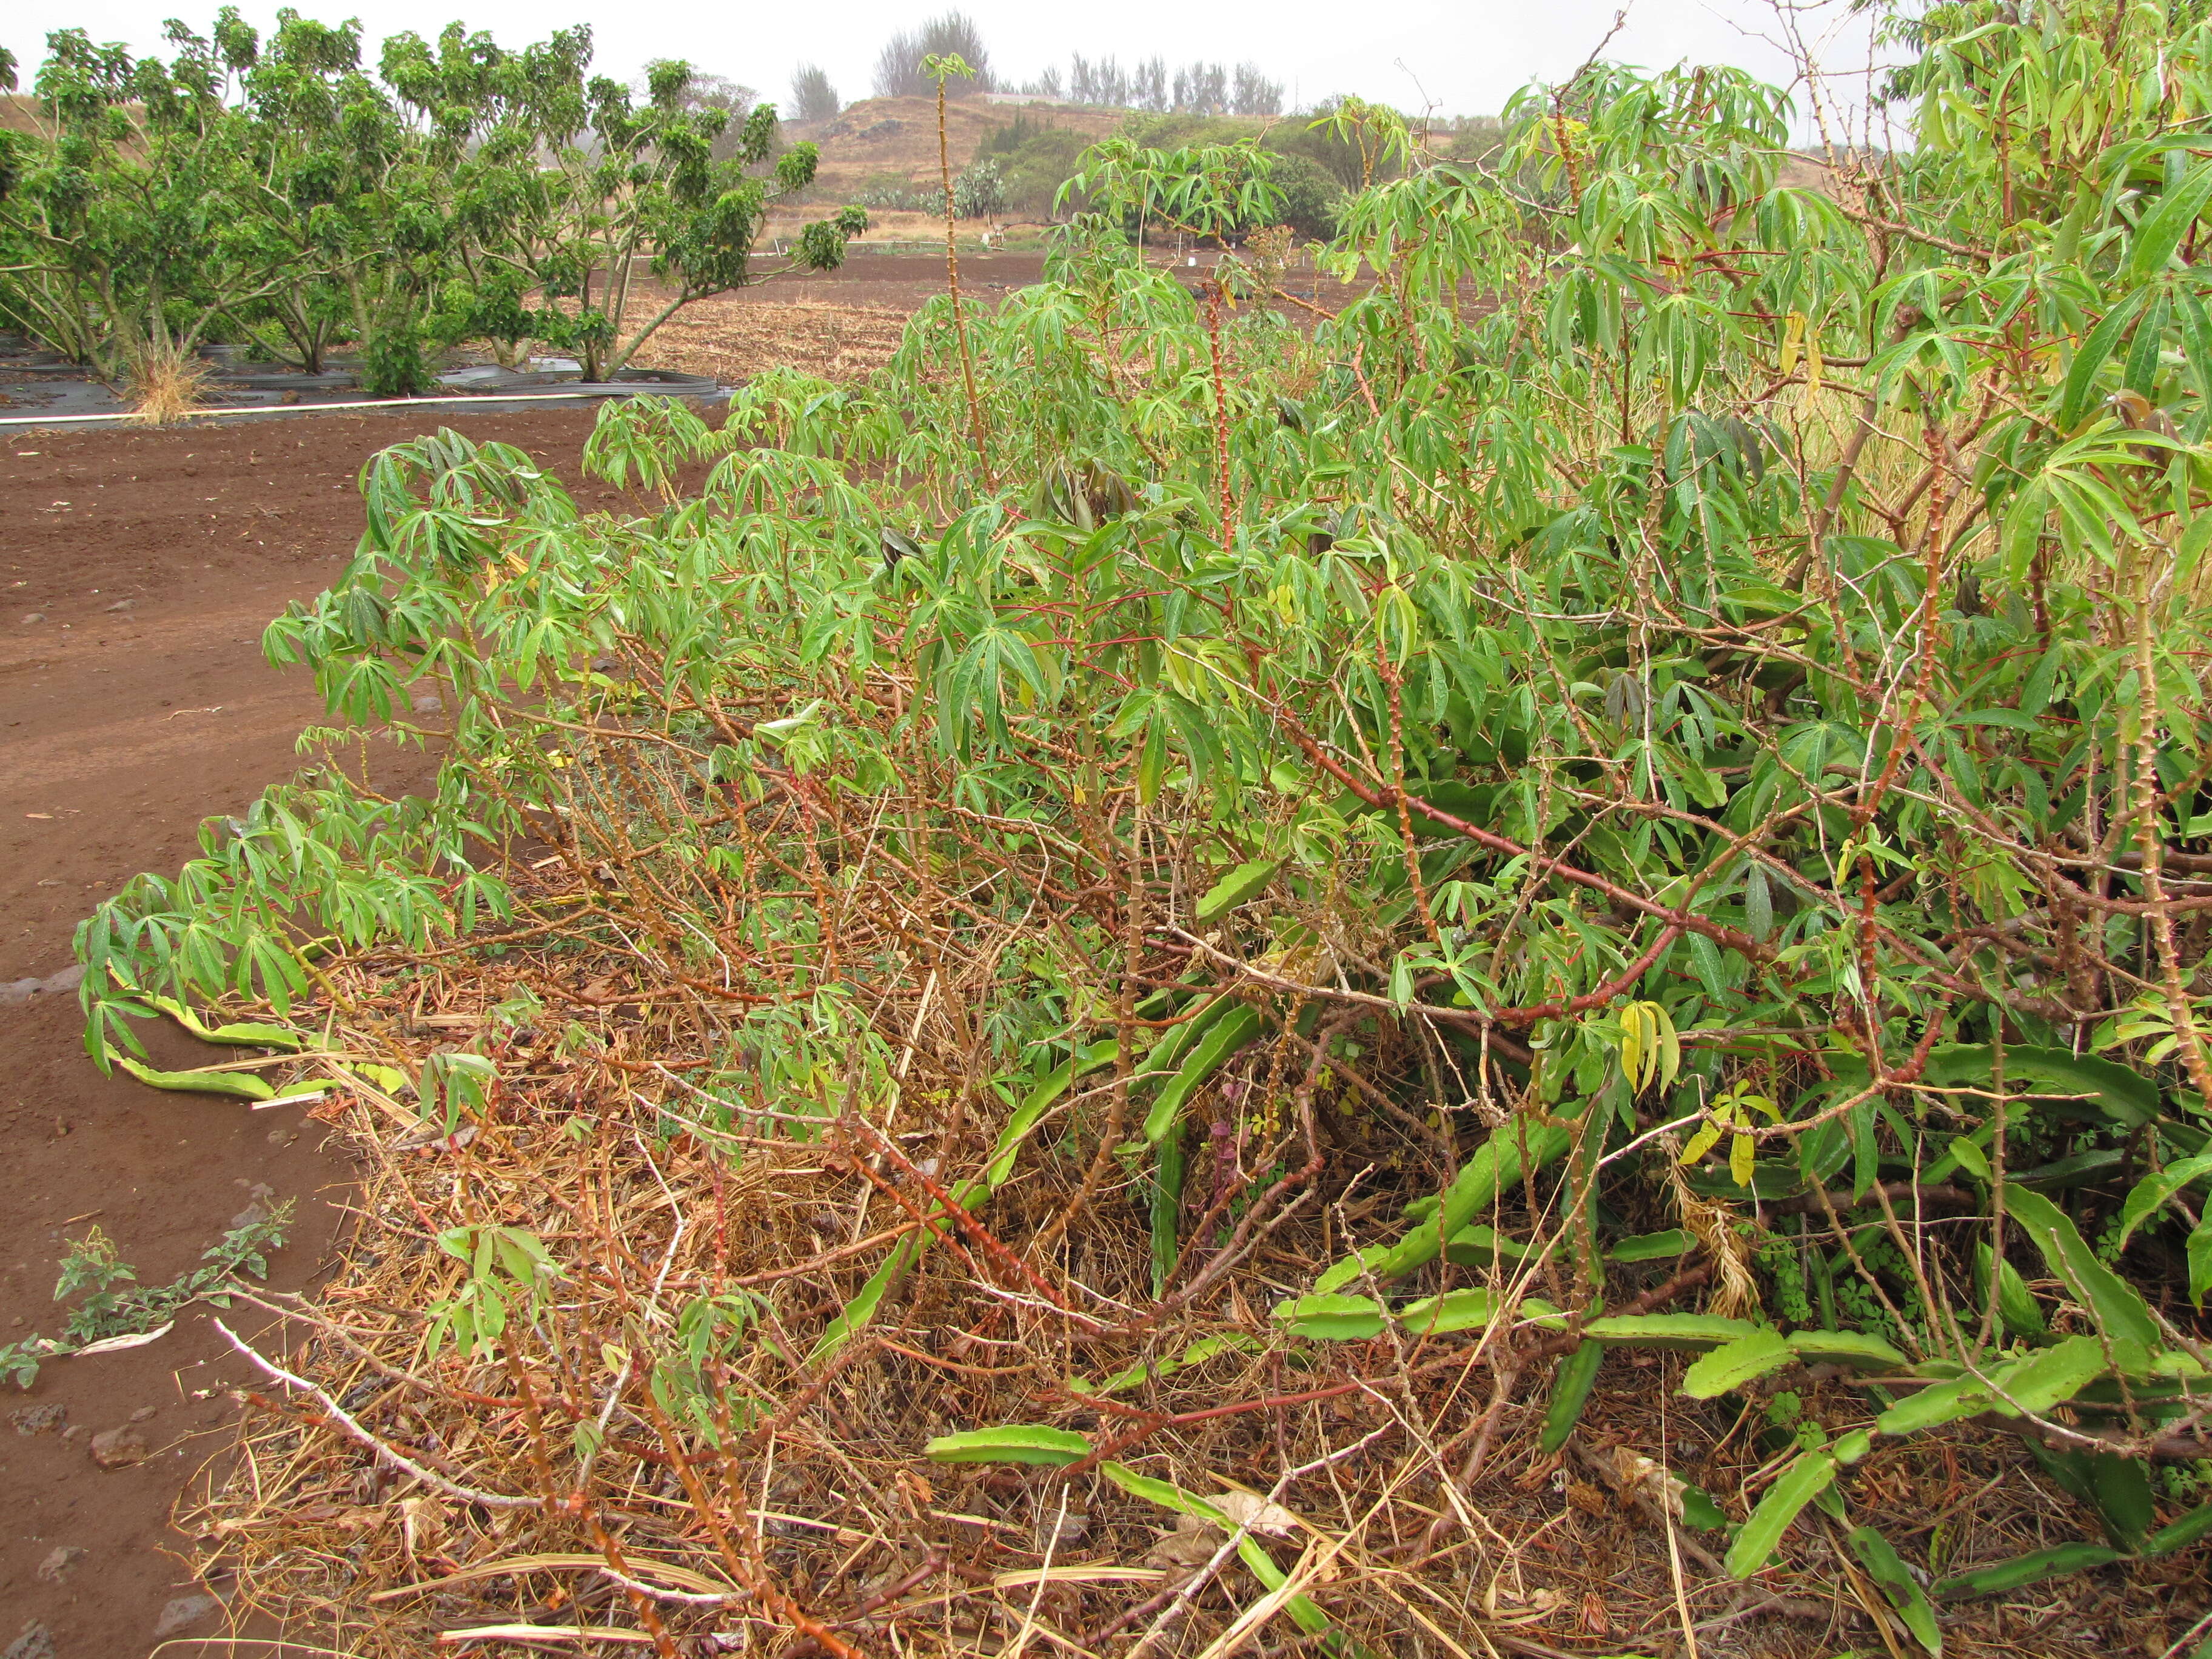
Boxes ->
[163,833,2136,1659]
[126,340,216,425]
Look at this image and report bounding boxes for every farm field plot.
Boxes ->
[14,5,2212,1659]
[625,253,1050,387]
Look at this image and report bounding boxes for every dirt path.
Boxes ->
[0,407,612,1656]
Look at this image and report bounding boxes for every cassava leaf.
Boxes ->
[923,1424,1093,1466]
[117,1057,276,1100]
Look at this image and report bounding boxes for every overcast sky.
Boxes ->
[5,0,1887,133]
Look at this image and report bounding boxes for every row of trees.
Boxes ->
[969,109,1342,233]
[0,14,866,393]
[863,11,1285,116]
[1025,54,1284,116]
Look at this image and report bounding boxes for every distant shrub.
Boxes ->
[1033,55,1281,116]
[975,113,1093,218]
[1267,152,1342,240]
[1270,98,1407,190]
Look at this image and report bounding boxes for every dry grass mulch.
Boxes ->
[634,301,913,386]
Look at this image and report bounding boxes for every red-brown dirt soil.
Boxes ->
[0,406,631,1657]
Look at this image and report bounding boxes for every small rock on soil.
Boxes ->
[89,1425,150,1468]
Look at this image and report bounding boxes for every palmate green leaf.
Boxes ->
[144,994,305,1050]
[923,1424,1093,1466]
[2127,163,2212,282]
[2059,288,2148,431]
[1725,1449,1837,1578]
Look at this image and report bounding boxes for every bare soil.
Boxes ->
[0,407,623,1656]
[783,95,1131,198]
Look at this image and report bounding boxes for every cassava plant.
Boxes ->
[64,0,2212,1651]
[925,50,990,481]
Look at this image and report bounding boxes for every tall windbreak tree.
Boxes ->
[789,61,839,124]
[60,0,2212,1644]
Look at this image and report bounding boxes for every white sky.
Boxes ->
[5,0,1886,133]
